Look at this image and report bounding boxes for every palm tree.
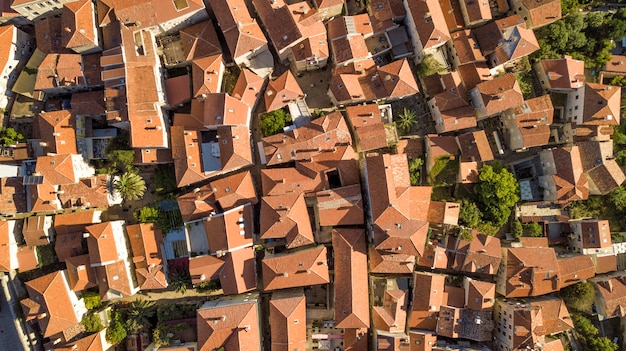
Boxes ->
[169,269,190,295]
[126,298,156,334]
[115,171,146,201]
[397,108,417,134]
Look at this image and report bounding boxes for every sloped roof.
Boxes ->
[97,0,205,30]
[86,221,123,265]
[35,154,79,186]
[262,245,330,291]
[203,203,253,254]
[582,83,621,126]
[316,184,364,226]
[539,55,584,90]
[192,54,224,98]
[232,68,264,109]
[372,289,408,332]
[65,254,97,291]
[190,255,224,284]
[473,73,523,117]
[23,271,80,338]
[210,170,258,210]
[269,290,307,351]
[180,20,222,62]
[264,70,305,112]
[332,229,370,329]
[501,247,560,297]
[38,110,78,155]
[261,111,352,166]
[369,247,415,274]
[61,0,97,50]
[260,192,314,249]
[450,232,502,275]
[127,223,167,290]
[197,299,260,351]
[521,0,561,28]
[218,247,257,295]
[594,274,626,318]
[551,146,589,203]
[211,0,268,60]
[405,0,451,50]
[530,297,573,335]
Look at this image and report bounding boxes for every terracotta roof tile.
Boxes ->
[457,130,494,162]
[471,73,523,117]
[520,0,561,28]
[232,68,264,109]
[450,30,485,64]
[0,177,26,215]
[178,187,217,223]
[179,20,222,62]
[262,245,330,291]
[211,0,268,62]
[65,254,97,291]
[197,298,260,350]
[457,61,492,90]
[369,246,415,274]
[35,154,81,186]
[260,192,314,249]
[264,70,305,112]
[203,203,253,255]
[23,216,52,247]
[192,54,224,98]
[35,54,88,91]
[96,0,206,31]
[165,75,191,107]
[217,246,257,294]
[24,271,82,338]
[260,166,324,196]
[461,0,492,25]
[261,111,352,165]
[344,328,369,351]
[449,232,501,275]
[61,0,98,51]
[38,110,78,155]
[316,184,364,226]
[593,274,626,318]
[373,289,408,332]
[58,175,116,209]
[70,91,106,116]
[86,221,126,265]
[582,83,621,126]
[529,297,573,335]
[0,220,17,271]
[17,245,39,272]
[405,0,451,50]
[127,223,167,290]
[557,255,595,288]
[190,255,224,284]
[28,180,62,213]
[538,55,585,90]
[95,260,134,301]
[332,229,369,329]
[269,290,307,351]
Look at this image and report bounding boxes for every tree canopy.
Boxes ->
[260,109,292,137]
[476,163,520,226]
[459,199,481,228]
[0,127,24,146]
[562,281,595,313]
[115,172,146,202]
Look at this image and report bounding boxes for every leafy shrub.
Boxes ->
[82,291,102,310]
[260,109,292,137]
[106,311,127,345]
[81,313,104,333]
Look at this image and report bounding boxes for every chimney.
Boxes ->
[64,27,72,33]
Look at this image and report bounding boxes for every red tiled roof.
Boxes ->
[262,245,330,291]
[472,73,523,117]
[269,290,307,351]
[190,255,224,284]
[179,20,222,62]
[594,274,626,318]
[457,130,494,162]
[58,175,114,209]
[65,254,97,291]
[210,0,268,61]
[582,83,621,126]
[449,232,501,275]
[165,75,191,107]
[372,289,408,332]
[405,0,451,50]
[261,111,352,166]
[38,110,78,155]
[260,192,314,249]
[17,245,38,272]
[316,184,364,226]
[86,221,123,265]
[97,0,206,31]
[450,30,485,65]
[61,0,98,51]
[264,70,304,112]
[35,54,87,91]
[192,54,224,98]
[217,247,257,295]
[23,271,81,338]
[232,68,264,109]
[95,260,134,301]
[529,297,573,335]
[127,223,167,290]
[369,246,415,274]
[23,216,51,247]
[197,299,260,351]
[539,55,585,90]
[333,229,369,329]
[203,204,253,255]
[520,0,561,28]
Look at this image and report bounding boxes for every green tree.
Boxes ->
[476,163,520,226]
[416,55,446,77]
[587,336,619,351]
[81,313,104,333]
[585,12,605,28]
[572,313,598,336]
[397,108,417,135]
[609,186,626,211]
[516,73,534,100]
[611,75,626,87]
[126,298,156,334]
[115,171,146,202]
[106,149,135,173]
[82,291,101,310]
[106,311,127,345]
[409,158,423,186]
[459,200,481,228]
[523,222,543,237]
[169,269,191,295]
[512,219,523,238]
[260,109,292,137]
[562,281,596,313]
[0,127,24,146]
